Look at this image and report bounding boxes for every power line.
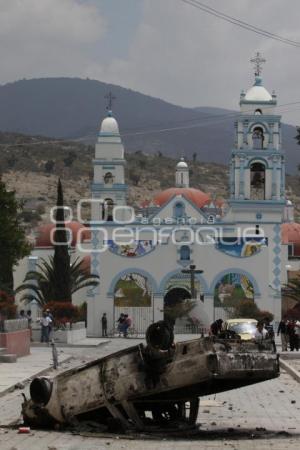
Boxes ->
[120,100,300,137]
[180,0,300,48]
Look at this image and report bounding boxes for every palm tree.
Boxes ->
[15,256,99,308]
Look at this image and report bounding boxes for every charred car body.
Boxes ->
[22,321,279,431]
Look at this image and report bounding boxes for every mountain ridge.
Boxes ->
[0,77,298,173]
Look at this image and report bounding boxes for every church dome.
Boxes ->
[176,158,188,168]
[282,222,300,256]
[244,76,272,102]
[153,187,210,208]
[35,222,91,248]
[100,111,119,134]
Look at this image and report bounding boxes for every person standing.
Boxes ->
[295,320,300,351]
[116,313,125,337]
[101,313,108,337]
[254,321,268,344]
[26,310,33,341]
[40,312,52,343]
[277,318,288,352]
[46,309,54,339]
[210,319,223,336]
[264,317,276,352]
[287,320,299,351]
[123,314,132,338]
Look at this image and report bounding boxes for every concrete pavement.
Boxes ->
[0,336,300,449]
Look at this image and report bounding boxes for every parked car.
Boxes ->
[223,318,258,340]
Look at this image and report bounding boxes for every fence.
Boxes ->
[174,324,210,335]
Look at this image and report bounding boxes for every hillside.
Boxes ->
[0,78,299,173]
[0,132,300,231]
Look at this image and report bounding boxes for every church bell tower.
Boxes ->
[230,53,285,204]
[91,103,127,223]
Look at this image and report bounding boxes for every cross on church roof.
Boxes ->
[105,91,116,111]
[250,52,266,77]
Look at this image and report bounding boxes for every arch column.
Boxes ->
[239,157,245,198]
[153,294,164,322]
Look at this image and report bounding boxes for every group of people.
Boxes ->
[100,313,132,338]
[277,318,300,351]
[116,313,132,338]
[19,308,54,343]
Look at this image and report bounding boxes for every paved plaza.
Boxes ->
[0,336,300,449]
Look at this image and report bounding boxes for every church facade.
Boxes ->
[86,66,288,336]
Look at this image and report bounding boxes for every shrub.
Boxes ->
[234,299,259,319]
[44,301,79,326]
[233,300,273,322]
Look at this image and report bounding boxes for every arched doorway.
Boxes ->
[163,273,199,327]
[114,272,153,333]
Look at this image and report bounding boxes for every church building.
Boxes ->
[86,57,288,336]
[14,56,300,336]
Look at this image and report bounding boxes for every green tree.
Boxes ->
[53,179,72,301]
[283,274,300,304]
[0,179,31,291]
[16,256,99,308]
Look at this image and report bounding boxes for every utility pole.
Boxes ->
[181,264,203,299]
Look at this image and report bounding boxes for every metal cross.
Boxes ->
[250,52,266,77]
[181,264,203,299]
[105,91,116,110]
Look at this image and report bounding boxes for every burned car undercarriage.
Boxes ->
[22,321,279,433]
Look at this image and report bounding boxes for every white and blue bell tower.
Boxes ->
[91,110,127,222]
[230,54,285,204]
[227,53,286,324]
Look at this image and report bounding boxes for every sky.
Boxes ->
[1,0,300,125]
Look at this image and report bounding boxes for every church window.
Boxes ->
[252,127,264,149]
[174,202,185,218]
[180,245,190,261]
[104,172,114,184]
[254,109,263,115]
[102,198,114,221]
[250,163,265,200]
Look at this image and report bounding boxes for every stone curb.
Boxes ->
[280,358,300,383]
[30,339,111,348]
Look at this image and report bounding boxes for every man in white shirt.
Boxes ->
[40,312,52,343]
[254,322,268,344]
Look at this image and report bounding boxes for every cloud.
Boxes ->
[0,0,106,83]
[86,0,300,124]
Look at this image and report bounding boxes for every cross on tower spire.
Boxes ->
[105,91,116,111]
[250,52,266,77]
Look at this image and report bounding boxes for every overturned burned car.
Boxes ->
[22,321,279,432]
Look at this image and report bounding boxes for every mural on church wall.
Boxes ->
[214,273,254,307]
[114,273,152,307]
[107,240,155,257]
[215,237,267,258]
